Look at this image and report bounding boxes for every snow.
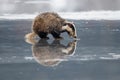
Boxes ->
[1,11,120,20]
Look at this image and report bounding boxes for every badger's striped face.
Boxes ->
[62,22,77,38]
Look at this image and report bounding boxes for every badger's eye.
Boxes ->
[63,23,67,26]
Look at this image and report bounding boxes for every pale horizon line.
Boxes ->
[0,10,120,20]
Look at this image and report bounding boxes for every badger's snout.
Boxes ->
[74,36,77,38]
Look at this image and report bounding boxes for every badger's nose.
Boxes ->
[74,36,77,38]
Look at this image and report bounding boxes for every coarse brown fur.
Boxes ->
[33,12,65,33]
[25,12,77,39]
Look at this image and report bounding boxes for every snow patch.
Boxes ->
[1,11,120,20]
[24,56,33,60]
[24,0,50,4]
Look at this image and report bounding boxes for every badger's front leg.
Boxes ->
[38,32,49,39]
[51,31,63,40]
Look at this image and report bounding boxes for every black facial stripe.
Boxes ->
[66,30,70,34]
[68,23,75,31]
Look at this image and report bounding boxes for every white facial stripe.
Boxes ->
[70,23,77,37]
[62,25,72,32]
[62,25,68,30]
[73,24,77,36]
[67,27,73,33]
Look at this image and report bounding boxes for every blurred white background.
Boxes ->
[0,0,120,14]
[0,0,120,20]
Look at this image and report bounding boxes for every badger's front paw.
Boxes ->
[41,37,49,40]
[54,37,63,40]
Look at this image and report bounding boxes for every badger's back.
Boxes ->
[32,12,65,33]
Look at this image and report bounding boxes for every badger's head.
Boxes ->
[62,22,77,38]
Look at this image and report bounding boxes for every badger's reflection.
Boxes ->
[26,39,77,67]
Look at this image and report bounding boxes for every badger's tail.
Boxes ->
[25,32,37,39]
[25,32,37,44]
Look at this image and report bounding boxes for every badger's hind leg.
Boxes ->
[51,31,63,39]
[38,32,49,39]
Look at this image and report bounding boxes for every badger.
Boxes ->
[25,12,77,39]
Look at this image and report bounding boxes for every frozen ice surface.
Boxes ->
[0,20,120,80]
